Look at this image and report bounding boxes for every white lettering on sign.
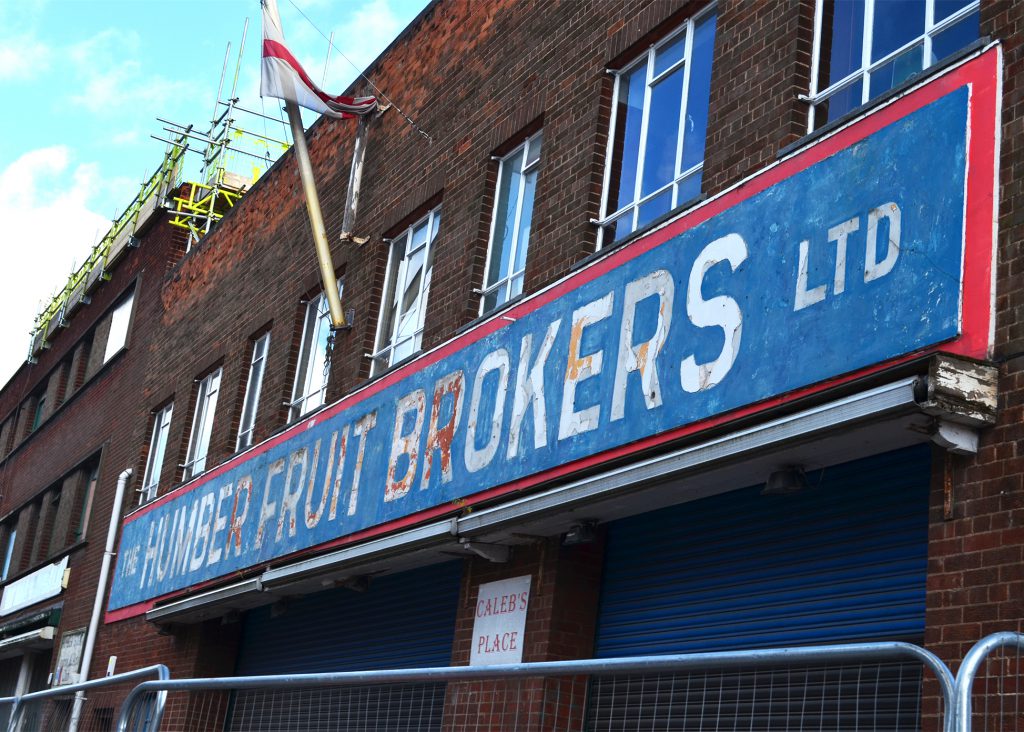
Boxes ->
[470,575,532,666]
[794,202,902,311]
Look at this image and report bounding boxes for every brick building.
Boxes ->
[0,0,1020,727]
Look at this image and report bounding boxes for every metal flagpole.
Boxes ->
[284,101,346,329]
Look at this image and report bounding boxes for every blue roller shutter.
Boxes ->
[229,561,462,731]
[236,560,462,674]
[595,445,930,656]
[588,445,931,730]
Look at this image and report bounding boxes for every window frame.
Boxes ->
[1,528,16,581]
[140,403,173,505]
[182,367,223,481]
[479,132,543,315]
[289,282,341,421]
[237,332,271,451]
[595,4,717,249]
[806,0,981,131]
[371,207,442,374]
[102,290,135,363]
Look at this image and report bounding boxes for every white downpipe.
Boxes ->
[68,467,132,732]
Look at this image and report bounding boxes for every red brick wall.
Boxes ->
[920,0,1024,672]
[0,1,1021,726]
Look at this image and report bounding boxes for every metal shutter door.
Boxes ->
[595,445,930,655]
[589,444,931,730]
[229,561,462,731]
[236,560,462,674]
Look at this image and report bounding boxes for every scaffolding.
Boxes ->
[28,140,186,360]
[28,18,291,361]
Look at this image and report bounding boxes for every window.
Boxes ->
[809,0,979,129]
[30,393,46,432]
[1,529,15,581]
[290,282,342,420]
[237,333,270,451]
[140,403,173,504]
[183,368,222,481]
[597,7,717,246]
[480,132,543,314]
[75,462,99,542]
[103,291,135,362]
[372,208,441,374]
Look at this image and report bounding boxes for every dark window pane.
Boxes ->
[677,172,702,208]
[641,67,684,197]
[603,211,631,244]
[869,44,923,99]
[486,149,523,288]
[681,12,716,172]
[931,11,979,64]
[636,188,672,230]
[871,1,925,62]
[823,78,864,125]
[613,64,647,212]
[514,167,538,273]
[935,0,973,22]
[654,32,686,77]
[826,0,865,85]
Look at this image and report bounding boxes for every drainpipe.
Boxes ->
[68,467,132,732]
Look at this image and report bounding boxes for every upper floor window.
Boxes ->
[290,284,340,421]
[183,368,222,481]
[372,208,441,374]
[1,528,16,581]
[140,403,173,504]
[480,132,543,315]
[597,7,717,246]
[809,0,980,129]
[237,332,270,451]
[103,291,135,362]
[30,392,46,432]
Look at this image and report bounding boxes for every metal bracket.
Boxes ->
[930,419,980,455]
[460,539,510,563]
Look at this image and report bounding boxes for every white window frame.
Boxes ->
[103,291,135,362]
[182,369,221,481]
[289,282,341,421]
[595,4,716,249]
[806,0,981,131]
[1,528,16,581]
[371,207,441,374]
[140,403,173,504]
[480,132,543,315]
[237,332,271,451]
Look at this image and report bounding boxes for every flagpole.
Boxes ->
[284,100,346,329]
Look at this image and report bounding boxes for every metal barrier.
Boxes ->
[118,642,953,732]
[0,664,168,732]
[954,631,1024,732]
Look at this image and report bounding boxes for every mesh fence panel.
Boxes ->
[142,660,923,732]
[587,662,923,732]
[12,681,160,732]
[965,641,1024,732]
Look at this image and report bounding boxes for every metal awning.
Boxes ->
[150,356,996,624]
[0,626,55,661]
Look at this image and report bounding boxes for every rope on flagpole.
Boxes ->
[283,0,433,143]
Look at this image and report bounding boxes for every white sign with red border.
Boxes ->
[470,575,531,666]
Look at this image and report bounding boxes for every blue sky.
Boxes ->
[0,0,430,385]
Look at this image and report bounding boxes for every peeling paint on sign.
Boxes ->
[107,51,999,618]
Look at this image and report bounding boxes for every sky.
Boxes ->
[0,0,430,386]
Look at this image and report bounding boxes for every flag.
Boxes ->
[261,0,378,119]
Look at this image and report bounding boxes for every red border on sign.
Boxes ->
[106,47,1000,623]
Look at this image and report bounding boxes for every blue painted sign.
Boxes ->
[108,66,991,616]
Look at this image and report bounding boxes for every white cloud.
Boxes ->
[0,34,52,81]
[327,0,404,88]
[0,147,111,385]
[67,29,193,116]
